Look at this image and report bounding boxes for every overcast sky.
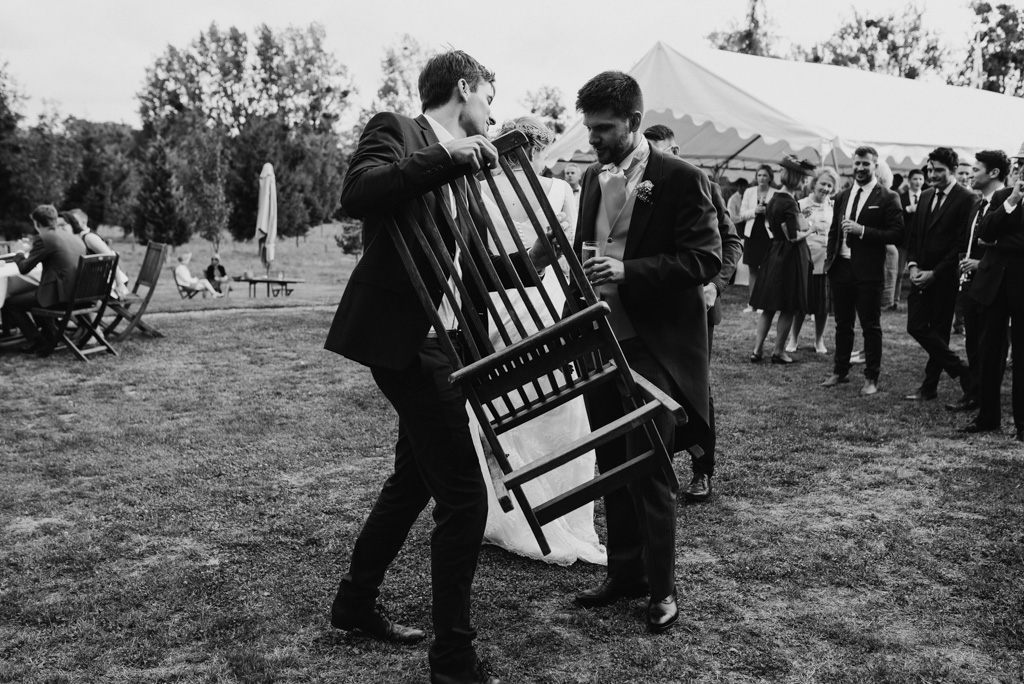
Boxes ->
[0,0,1008,128]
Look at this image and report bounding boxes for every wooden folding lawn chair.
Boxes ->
[32,253,119,362]
[104,241,168,340]
[175,277,200,299]
[384,129,698,555]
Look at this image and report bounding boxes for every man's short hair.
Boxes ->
[565,163,579,172]
[908,168,925,180]
[418,50,495,113]
[853,146,878,161]
[643,124,675,142]
[576,71,643,119]
[975,149,1011,182]
[927,147,959,171]
[30,204,58,227]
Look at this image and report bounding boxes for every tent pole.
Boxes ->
[713,134,762,178]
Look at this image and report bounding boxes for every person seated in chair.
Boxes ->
[2,204,87,355]
[204,254,232,294]
[174,253,222,298]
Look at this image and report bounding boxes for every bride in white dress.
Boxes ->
[469,115,606,566]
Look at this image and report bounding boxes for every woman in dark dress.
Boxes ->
[737,165,778,309]
[749,156,817,364]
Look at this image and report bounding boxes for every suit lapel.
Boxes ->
[623,147,663,258]
[927,185,953,229]
[854,186,882,223]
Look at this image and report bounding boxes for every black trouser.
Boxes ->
[584,337,680,600]
[337,340,486,676]
[829,259,883,381]
[960,285,983,401]
[1,291,57,343]
[907,274,966,394]
[976,288,1020,430]
[689,321,715,477]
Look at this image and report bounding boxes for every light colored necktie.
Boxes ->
[599,166,627,226]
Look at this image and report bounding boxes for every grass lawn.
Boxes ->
[1,270,1023,682]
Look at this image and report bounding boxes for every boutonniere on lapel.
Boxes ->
[636,180,654,204]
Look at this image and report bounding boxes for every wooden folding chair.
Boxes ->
[383,130,697,555]
[104,241,168,340]
[32,253,119,362]
[175,277,200,299]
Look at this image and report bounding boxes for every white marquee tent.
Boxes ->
[546,42,1024,176]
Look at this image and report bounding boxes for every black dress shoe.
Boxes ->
[431,663,500,684]
[903,391,937,401]
[646,591,678,634]
[330,603,425,644]
[959,420,1000,434]
[683,473,712,503]
[945,396,979,412]
[575,577,649,608]
[1016,430,1024,443]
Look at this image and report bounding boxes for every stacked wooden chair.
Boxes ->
[104,241,168,340]
[32,253,119,361]
[384,130,695,555]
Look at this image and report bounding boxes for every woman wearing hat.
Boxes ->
[749,156,816,364]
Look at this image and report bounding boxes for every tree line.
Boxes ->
[1,2,1023,245]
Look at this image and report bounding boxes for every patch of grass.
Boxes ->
[1,288,1023,682]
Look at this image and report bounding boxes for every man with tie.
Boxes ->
[948,150,1009,415]
[821,147,904,395]
[895,168,927,310]
[571,72,722,633]
[962,148,1024,437]
[642,124,743,504]
[903,147,977,402]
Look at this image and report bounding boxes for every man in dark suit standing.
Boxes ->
[642,124,743,504]
[962,151,1024,438]
[903,147,977,401]
[895,168,927,310]
[949,150,1009,414]
[571,73,722,633]
[820,147,905,395]
[2,204,86,356]
[324,51,555,684]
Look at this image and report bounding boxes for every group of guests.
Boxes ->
[729,144,1024,440]
[1,204,125,356]
[173,252,231,297]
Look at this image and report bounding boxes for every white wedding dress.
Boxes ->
[468,175,607,566]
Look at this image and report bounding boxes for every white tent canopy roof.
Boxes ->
[545,42,1024,174]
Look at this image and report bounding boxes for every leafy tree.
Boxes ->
[0,61,27,237]
[373,34,430,117]
[950,2,1024,96]
[63,119,142,232]
[806,6,946,80]
[174,123,230,249]
[521,86,569,135]
[707,0,774,56]
[134,137,190,246]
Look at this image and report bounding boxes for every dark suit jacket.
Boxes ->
[971,187,1024,306]
[824,182,904,281]
[900,189,923,243]
[708,181,743,327]
[906,182,977,280]
[325,112,530,370]
[575,146,722,428]
[13,228,87,307]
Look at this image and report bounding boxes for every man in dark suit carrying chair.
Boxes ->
[323,51,555,684]
[569,72,722,633]
[961,145,1024,439]
[903,147,977,402]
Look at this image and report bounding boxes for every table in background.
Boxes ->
[233,275,306,298]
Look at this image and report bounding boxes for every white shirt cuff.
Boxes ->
[1005,198,1019,214]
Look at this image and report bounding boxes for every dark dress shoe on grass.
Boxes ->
[646,591,678,634]
[820,374,849,388]
[945,396,979,412]
[959,420,999,434]
[330,603,424,644]
[1016,430,1024,443]
[860,379,879,396]
[431,663,499,684]
[903,391,937,401]
[575,577,649,608]
[683,473,711,503]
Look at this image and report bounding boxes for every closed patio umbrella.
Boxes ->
[255,163,277,273]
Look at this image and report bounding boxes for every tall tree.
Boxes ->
[372,34,430,118]
[0,61,26,237]
[707,0,774,56]
[807,6,947,80]
[174,123,230,249]
[950,2,1024,96]
[63,119,141,232]
[134,137,190,246]
[521,86,569,135]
